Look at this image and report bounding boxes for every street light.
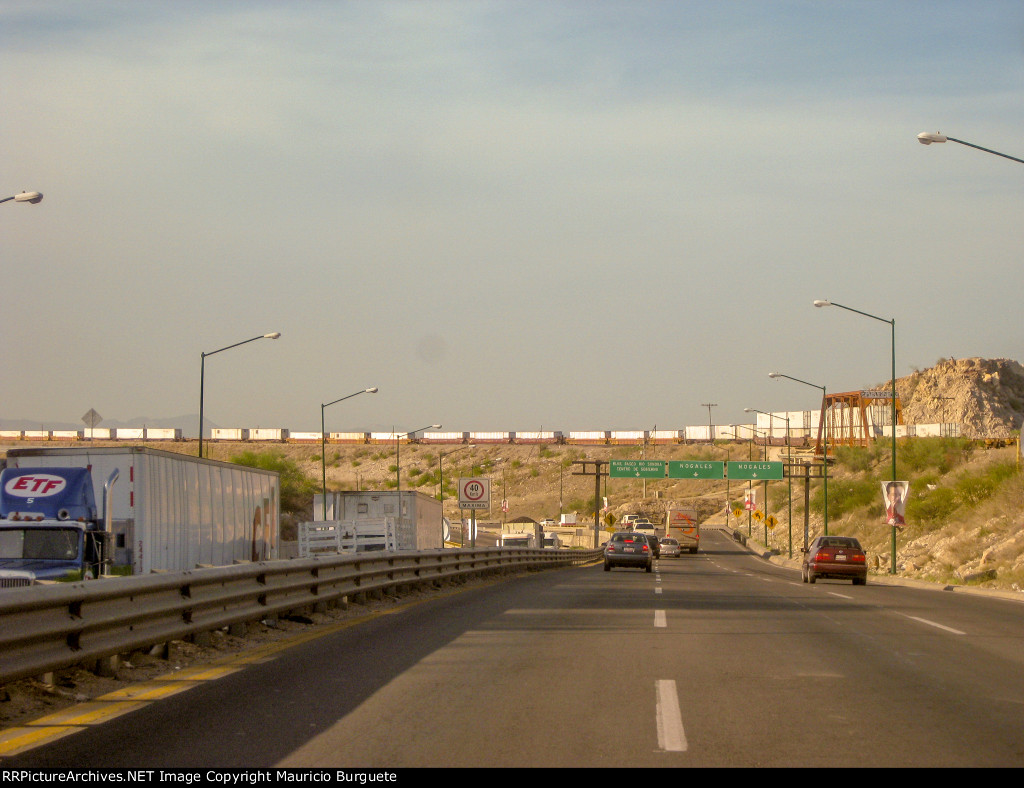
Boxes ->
[745,407,793,558]
[917,132,1024,165]
[814,298,897,572]
[439,444,475,547]
[769,372,829,536]
[198,332,281,458]
[321,387,378,520]
[1,191,43,205]
[396,424,441,493]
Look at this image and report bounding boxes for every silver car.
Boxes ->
[659,537,681,558]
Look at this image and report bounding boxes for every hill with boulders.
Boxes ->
[891,357,1024,438]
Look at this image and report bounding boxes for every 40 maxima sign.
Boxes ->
[458,477,490,509]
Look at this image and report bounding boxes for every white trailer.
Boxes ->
[2,447,280,575]
[311,490,442,552]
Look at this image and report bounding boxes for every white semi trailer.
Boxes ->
[0,447,279,585]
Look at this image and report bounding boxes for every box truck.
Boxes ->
[0,447,279,586]
[666,507,700,553]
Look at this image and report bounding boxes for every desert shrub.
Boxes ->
[905,485,957,526]
[824,477,879,520]
[953,462,1017,506]
[230,450,318,514]
[833,446,875,474]
[897,437,971,475]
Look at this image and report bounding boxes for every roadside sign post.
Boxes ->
[573,461,609,548]
[458,478,490,548]
[82,409,102,441]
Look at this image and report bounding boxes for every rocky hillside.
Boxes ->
[893,357,1024,438]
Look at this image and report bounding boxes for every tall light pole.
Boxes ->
[814,299,897,572]
[198,332,281,458]
[746,408,793,558]
[917,132,1024,165]
[1,191,43,205]
[769,372,828,536]
[320,387,378,520]
[396,424,441,493]
[439,444,474,547]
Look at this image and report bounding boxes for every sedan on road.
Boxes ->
[659,537,681,558]
[604,532,653,572]
[802,535,868,585]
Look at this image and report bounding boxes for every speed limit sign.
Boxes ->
[458,477,490,510]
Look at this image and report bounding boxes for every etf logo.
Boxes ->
[4,474,67,497]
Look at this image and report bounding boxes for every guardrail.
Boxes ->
[0,548,601,685]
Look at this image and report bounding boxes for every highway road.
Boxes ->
[5,527,1024,767]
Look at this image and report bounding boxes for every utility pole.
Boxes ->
[572,460,609,548]
[702,403,717,440]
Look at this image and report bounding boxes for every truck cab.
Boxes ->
[0,467,111,587]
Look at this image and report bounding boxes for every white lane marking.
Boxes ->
[655,587,663,594]
[902,614,966,635]
[655,680,688,752]
[654,610,667,628]
[828,591,854,600]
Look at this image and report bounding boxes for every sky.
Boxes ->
[3,0,1024,435]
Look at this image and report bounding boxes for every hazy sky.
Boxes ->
[4,1,1023,434]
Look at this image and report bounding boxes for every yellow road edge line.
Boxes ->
[0,596,433,758]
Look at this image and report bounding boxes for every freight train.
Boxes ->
[0,416,959,447]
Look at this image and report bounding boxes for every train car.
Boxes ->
[212,428,249,441]
[420,431,469,444]
[329,432,370,444]
[249,428,289,442]
[649,430,682,445]
[369,431,423,444]
[0,431,23,441]
[566,431,610,444]
[467,432,512,444]
[512,431,559,444]
[609,431,648,445]
[22,430,50,441]
[288,431,322,443]
[144,428,183,441]
[51,430,84,441]
[686,425,713,443]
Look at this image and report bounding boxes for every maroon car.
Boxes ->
[802,536,867,585]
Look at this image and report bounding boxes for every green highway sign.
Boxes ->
[668,460,725,479]
[609,459,667,479]
[727,461,784,480]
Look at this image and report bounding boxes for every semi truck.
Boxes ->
[0,447,280,587]
[666,507,700,554]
